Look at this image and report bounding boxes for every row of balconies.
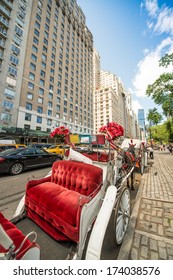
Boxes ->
[2,0,13,9]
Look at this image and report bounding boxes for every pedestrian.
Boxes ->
[169,145,173,155]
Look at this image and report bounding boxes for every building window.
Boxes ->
[37,106,43,113]
[34,28,40,36]
[26,102,32,110]
[40,70,45,77]
[15,25,23,37]
[27,92,33,100]
[4,88,15,98]
[28,82,34,90]
[39,79,44,86]
[48,110,52,116]
[35,21,40,29]
[41,61,46,69]
[56,105,60,111]
[29,72,35,80]
[36,13,41,22]
[10,55,19,65]
[38,97,43,104]
[32,45,38,53]
[3,100,13,109]
[24,124,30,130]
[25,113,32,121]
[8,66,17,76]
[47,119,52,126]
[37,116,42,123]
[39,88,44,95]
[30,63,36,71]
[42,53,47,61]
[31,54,37,62]
[1,113,12,121]
[48,93,53,99]
[48,101,52,108]
[44,38,48,47]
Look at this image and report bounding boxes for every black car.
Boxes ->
[0,147,62,175]
[28,143,53,149]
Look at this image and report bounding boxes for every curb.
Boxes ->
[117,172,146,260]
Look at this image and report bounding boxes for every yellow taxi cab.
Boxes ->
[45,144,69,155]
[0,144,26,152]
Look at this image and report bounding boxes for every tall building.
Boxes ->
[0,0,32,130]
[94,86,118,133]
[138,108,146,140]
[93,48,100,91]
[0,0,94,138]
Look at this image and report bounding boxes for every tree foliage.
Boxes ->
[147,108,162,125]
[146,53,173,118]
[149,120,173,143]
[159,53,173,67]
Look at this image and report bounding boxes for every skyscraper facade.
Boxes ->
[138,108,146,139]
[0,0,94,136]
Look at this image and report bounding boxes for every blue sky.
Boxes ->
[77,0,173,120]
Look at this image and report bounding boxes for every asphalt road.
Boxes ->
[0,164,141,260]
[0,166,51,220]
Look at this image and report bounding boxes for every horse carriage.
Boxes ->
[0,123,146,260]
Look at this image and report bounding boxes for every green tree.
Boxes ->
[146,53,173,118]
[147,108,163,125]
[150,124,169,143]
[159,53,173,67]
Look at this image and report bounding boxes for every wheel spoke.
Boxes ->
[114,188,131,244]
[116,215,124,241]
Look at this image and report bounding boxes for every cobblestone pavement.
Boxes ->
[118,151,173,260]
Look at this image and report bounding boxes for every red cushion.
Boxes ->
[51,160,103,196]
[26,182,89,242]
[25,161,103,242]
[82,151,114,162]
[0,212,34,259]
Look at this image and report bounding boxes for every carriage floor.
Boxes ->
[14,217,76,260]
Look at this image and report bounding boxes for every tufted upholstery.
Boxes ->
[82,151,114,162]
[25,160,103,242]
[0,212,39,260]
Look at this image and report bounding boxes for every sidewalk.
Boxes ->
[118,151,173,260]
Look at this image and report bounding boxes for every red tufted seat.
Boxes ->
[82,151,114,162]
[0,212,39,260]
[25,160,103,242]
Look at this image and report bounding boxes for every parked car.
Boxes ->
[28,143,53,149]
[0,143,26,152]
[0,147,62,175]
[45,144,70,155]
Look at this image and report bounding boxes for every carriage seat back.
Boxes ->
[51,160,103,196]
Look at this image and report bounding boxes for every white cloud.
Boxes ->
[144,0,173,36]
[145,0,158,17]
[132,100,143,115]
[132,38,173,98]
[154,7,173,35]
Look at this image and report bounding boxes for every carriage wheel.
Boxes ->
[114,187,130,245]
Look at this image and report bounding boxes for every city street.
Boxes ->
[0,166,51,220]
[0,161,141,260]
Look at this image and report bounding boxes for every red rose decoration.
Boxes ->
[50,126,70,138]
[99,122,124,141]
